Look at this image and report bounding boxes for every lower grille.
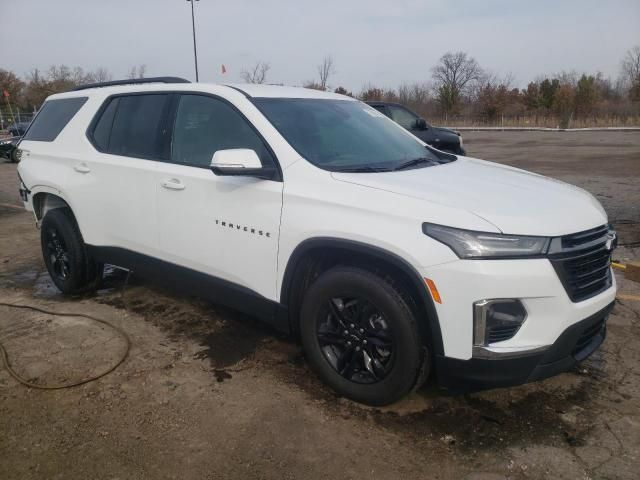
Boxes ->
[488,324,521,343]
[550,226,613,303]
[572,318,606,358]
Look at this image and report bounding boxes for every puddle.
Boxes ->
[94,273,273,375]
[33,271,62,298]
[6,268,39,287]
[193,319,267,369]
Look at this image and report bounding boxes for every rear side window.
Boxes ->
[90,94,169,159]
[23,97,88,142]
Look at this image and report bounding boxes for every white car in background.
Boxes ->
[17,78,616,405]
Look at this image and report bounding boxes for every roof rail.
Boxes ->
[70,76,191,92]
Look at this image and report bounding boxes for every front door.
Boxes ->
[155,93,283,302]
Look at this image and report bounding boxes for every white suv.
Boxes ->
[17,78,617,405]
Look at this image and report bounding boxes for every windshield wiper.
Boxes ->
[393,157,439,171]
[333,166,391,173]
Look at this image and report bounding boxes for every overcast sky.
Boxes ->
[2,0,639,90]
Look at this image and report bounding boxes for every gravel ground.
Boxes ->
[0,131,639,480]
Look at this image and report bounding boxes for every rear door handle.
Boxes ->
[74,163,91,174]
[161,178,185,191]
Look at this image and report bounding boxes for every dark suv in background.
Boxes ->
[367,102,465,155]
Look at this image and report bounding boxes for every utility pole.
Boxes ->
[186,0,200,82]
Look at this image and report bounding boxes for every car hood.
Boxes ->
[431,126,459,136]
[331,157,607,236]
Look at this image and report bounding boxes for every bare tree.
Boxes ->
[241,61,271,84]
[431,51,483,114]
[127,65,147,79]
[621,45,640,100]
[621,46,640,83]
[317,56,336,90]
[89,67,112,83]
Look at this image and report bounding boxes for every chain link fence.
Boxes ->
[0,107,36,132]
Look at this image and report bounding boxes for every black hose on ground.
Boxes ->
[0,276,131,389]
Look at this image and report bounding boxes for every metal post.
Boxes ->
[187,0,199,82]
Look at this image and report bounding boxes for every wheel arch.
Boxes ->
[31,190,79,226]
[280,237,444,355]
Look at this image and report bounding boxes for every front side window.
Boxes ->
[254,99,443,172]
[171,94,273,168]
[23,97,88,142]
[388,105,418,130]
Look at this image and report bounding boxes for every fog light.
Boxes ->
[473,299,527,346]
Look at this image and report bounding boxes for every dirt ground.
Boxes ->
[1,131,639,480]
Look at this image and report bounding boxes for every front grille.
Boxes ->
[550,226,613,303]
[561,224,609,249]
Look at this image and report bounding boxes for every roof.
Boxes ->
[51,80,355,102]
[224,83,355,100]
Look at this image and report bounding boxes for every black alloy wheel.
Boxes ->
[300,266,426,406]
[44,226,71,281]
[40,208,103,295]
[317,296,395,384]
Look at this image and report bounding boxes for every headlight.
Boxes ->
[423,223,550,259]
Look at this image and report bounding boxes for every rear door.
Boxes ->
[78,93,171,255]
[154,93,283,301]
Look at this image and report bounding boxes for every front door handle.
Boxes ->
[74,163,91,174]
[161,178,185,191]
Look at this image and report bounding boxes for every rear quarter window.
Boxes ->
[23,97,88,142]
[88,93,170,160]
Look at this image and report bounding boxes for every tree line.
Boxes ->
[2,46,639,128]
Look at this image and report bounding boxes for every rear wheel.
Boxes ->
[300,266,426,406]
[41,209,102,294]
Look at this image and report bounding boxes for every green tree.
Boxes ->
[334,86,353,96]
[522,82,541,110]
[553,83,575,129]
[539,78,560,110]
[574,74,598,117]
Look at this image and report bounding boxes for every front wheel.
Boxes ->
[300,266,426,406]
[10,147,19,163]
[41,209,103,295]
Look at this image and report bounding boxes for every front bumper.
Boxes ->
[435,302,613,391]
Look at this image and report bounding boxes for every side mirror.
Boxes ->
[210,149,276,180]
[415,118,428,130]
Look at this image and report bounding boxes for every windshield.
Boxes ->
[253,98,449,172]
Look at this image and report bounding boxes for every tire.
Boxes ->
[10,147,19,163]
[299,266,425,406]
[40,208,103,295]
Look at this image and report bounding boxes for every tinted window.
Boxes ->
[23,97,87,142]
[107,94,169,159]
[371,105,389,116]
[254,98,440,171]
[388,105,418,129]
[171,94,273,167]
[92,97,119,151]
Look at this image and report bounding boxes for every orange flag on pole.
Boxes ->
[221,64,227,74]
